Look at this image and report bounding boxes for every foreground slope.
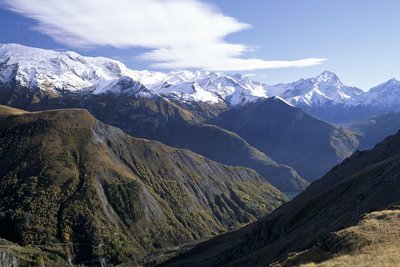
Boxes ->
[163,129,400,267]
[0,105,286,266]
[211,98,358,181]
[274,207,400,266]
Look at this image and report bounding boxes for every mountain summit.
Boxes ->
[0,43,131,93]
[279,70,364,107]
[364,78,400,109]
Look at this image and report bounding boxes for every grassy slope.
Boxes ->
[163,129,400,267]
[274,206,400,266]
[0,105,287,265]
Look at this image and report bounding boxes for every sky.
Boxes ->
[0,0,399,90]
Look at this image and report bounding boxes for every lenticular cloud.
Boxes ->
[1,0,326,71]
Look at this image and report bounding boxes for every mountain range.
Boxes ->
[2,43,400,124]
[0,44,382,191]
[0,43,400,266]
[3,43,400,190]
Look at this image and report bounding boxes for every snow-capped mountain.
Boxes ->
[267,73,400,113]
[92,76,152,97]
[0,43,135,93]
[144,71,269,105]
[276,71,365,107]
[1,43,400,117]
[269,72,400,123]
[0,44,271,106]
[362,78,400,109]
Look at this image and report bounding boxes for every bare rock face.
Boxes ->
[0,252,19,267]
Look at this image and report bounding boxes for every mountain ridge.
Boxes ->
[2,43,400,118]
[210,97,359,180]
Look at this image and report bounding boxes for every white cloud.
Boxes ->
[1,0,326,71]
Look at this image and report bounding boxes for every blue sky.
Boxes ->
[0,0,399,89]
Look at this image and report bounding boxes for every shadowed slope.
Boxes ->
[211,98,359,181]
[163,129,400,267]
[88,95,309,192]
[350,111,400,150]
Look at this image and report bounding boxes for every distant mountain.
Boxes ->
[163,129,400,267]
[350,111,400,150]
[145,71,270,106]
[136,70,400,124]
[0,44,272,107]
[363,78,400,110]
[0,105,287,266]
[270,72,400,124]
[269,71,399,123]
[278,71,364,107]
[210,98,359,181]
[2,43,400,124]
[0,43,134,93]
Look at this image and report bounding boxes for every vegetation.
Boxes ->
[274,207,400,266]
[0,105,287,265]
